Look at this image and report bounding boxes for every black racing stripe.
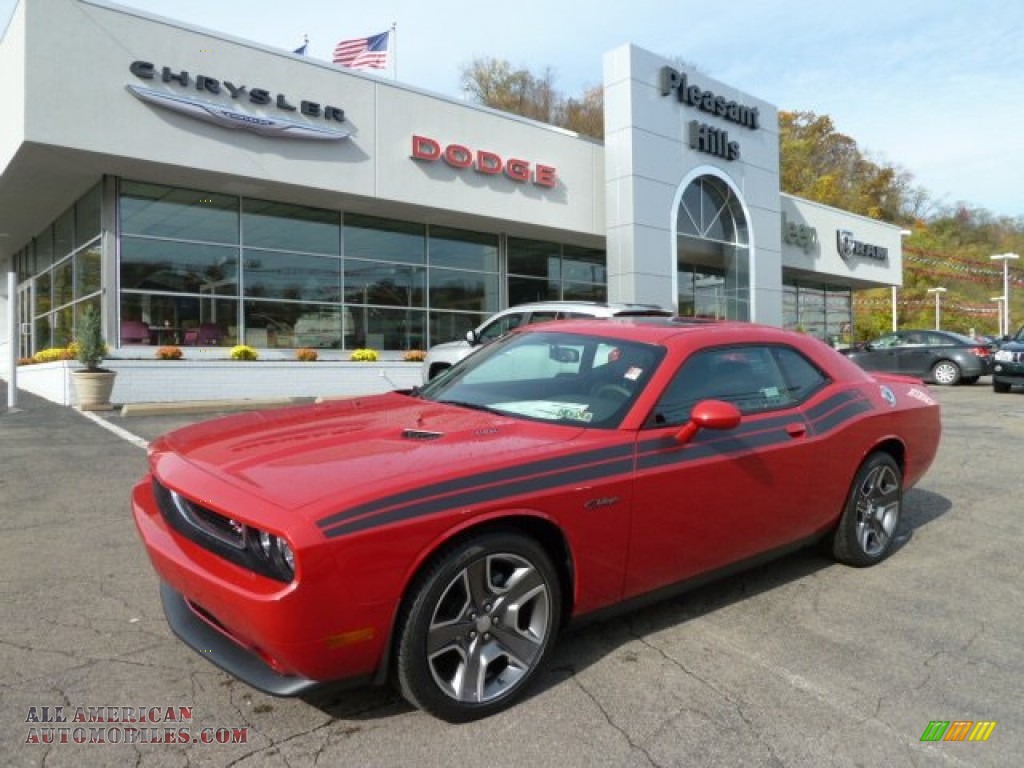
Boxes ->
[316,442,634,530]
[323,457,636,538]
[809,397,874,434]
[805,389,861,421]
[637,426,791,471]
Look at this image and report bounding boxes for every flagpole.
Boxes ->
[391,22,397,81]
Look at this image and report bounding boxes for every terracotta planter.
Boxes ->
[72,369,117,411]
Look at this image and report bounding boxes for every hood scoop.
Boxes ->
[401,428,445,440]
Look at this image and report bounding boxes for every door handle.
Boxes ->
[785,423,807,438]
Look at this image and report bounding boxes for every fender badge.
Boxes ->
[879,385,897,407]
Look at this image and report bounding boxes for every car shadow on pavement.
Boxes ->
[301,485,952,723]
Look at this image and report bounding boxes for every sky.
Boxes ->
[4,0,1022,218]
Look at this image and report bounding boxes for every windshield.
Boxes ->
[418,330,666,428]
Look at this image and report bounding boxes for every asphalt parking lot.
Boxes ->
[1,381,1022,767]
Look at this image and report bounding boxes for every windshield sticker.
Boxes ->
[494,401,594,422]
[624,367,643,381]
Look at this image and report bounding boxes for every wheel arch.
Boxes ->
[375,513,575,685]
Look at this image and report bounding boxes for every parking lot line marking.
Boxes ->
[79,410,150,450]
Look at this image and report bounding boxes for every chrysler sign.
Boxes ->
[127,61,353,141]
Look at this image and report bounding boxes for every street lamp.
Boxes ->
[927,287,947,330]
[991,252,1019,336]
[991,296,1005,337]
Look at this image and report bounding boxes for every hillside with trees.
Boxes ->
[460,59,1024,339]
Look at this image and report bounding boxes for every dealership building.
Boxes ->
[1,0,904,390]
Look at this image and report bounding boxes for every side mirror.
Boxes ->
[674,399,742,444]
[466,329,480,346]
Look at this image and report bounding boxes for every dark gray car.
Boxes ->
[841,329,993,385]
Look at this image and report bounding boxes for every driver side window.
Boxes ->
[649,346,796,427]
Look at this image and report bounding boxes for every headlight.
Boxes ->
[252,529,295,581]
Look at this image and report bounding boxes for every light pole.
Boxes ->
[991,296,1005,337]
[927,287,947,330]
[991,253,1019,336]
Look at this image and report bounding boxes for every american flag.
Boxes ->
[333,31,390,70]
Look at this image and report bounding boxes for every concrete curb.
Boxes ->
[120,397,315,417]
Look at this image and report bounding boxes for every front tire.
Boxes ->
[930,360,961,385]
[395,532,561,722]
[832,453,902,567]
[993,380,1011,393]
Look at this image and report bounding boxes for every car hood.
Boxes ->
[151,393,585,514]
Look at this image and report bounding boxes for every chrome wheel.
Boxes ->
[427,553,551,704]
[853,463,900,557]
[931,360,960,385]
[832,453,903,567]
[396,532,561,721]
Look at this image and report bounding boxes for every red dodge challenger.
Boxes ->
[132,318,941,721]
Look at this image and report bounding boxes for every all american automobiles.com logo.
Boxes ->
[920,720,997,742]
[24,705,249,746]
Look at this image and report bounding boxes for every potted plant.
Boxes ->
[71,306,116,411]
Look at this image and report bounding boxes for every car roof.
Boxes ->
[498,300,671,315]
[513,316,803,344]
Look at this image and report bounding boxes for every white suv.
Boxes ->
[422,301,672,381]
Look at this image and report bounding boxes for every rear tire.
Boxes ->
[930,360,961,386]
[395,532,561,722]
[832,453,902,567]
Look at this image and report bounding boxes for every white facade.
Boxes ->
[1,0,903,385]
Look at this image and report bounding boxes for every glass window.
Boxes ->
[121,238,238,296]
[242,199,340,254]
[54,208,74,260]
[244,300,341,349]
[120,181,239,243]
[509,276,558,305]
[770,346,829,401]
[477,312,529,343]
[651,347,795,426]
[75,244,102,299]
[562,281,606,302]
[429,269,499,314]
[54,259,73,307]
[429,311,482,347]
[36,270,52,316]
[509,238,559,279]
[420,331,665,429]
[35,225,54,270]
[344,214,425,264]
[349,306,425,351]
[344,259,425,307]
[75,183,102,246]
[243,250,341,302]
[429,226,498,271]
[562,245,606,284]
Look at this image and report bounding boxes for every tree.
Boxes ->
[778,111,918,222]
[460,58,603,139]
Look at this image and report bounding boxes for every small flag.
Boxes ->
[333,31,389,70]
[293,35,308,55]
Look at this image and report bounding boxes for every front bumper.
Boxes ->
[160,582,324,697]
[132,477,391,693]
